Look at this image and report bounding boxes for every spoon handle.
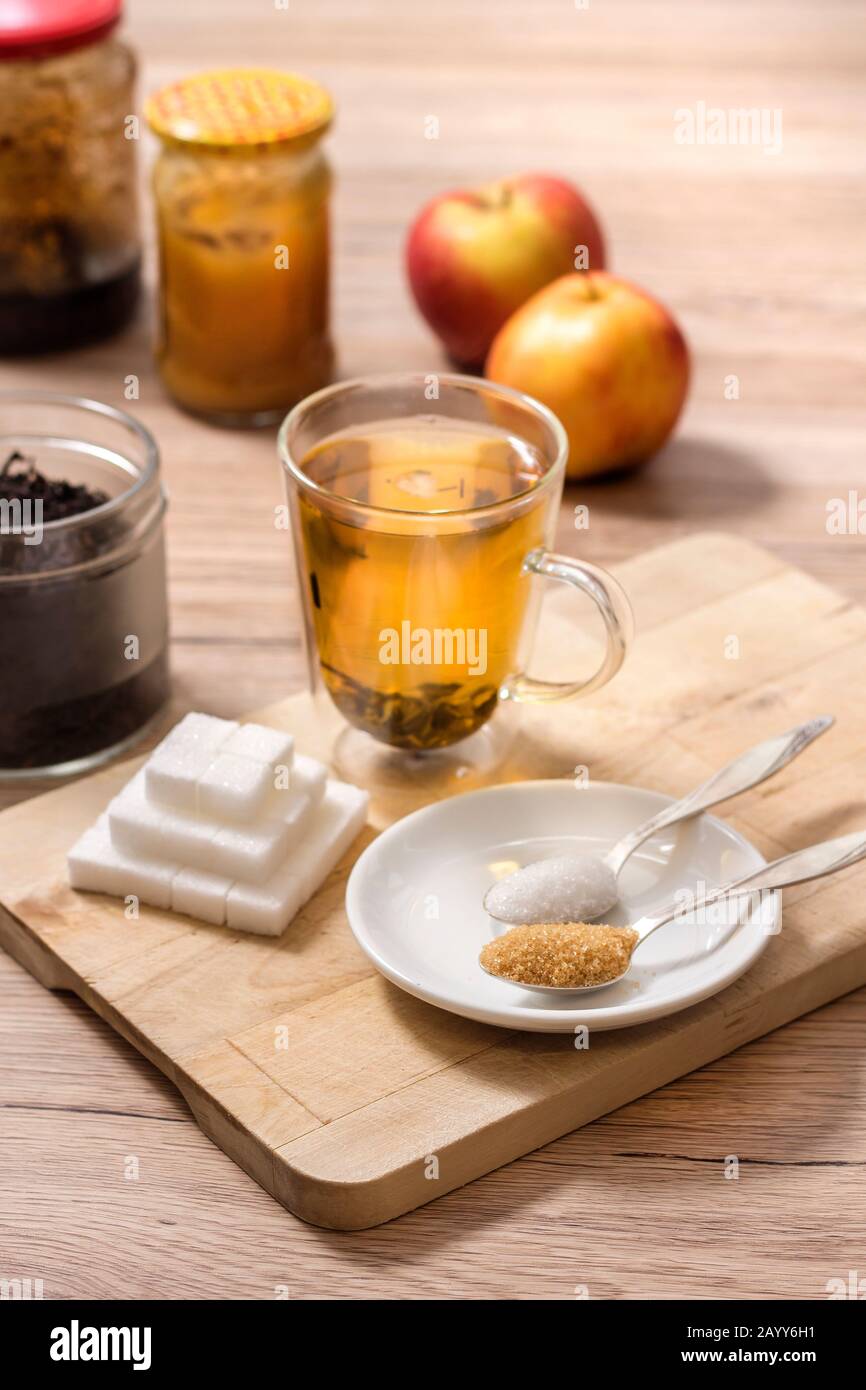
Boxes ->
[605,714,834,877]
[637,829,866,942]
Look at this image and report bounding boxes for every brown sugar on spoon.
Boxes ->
[480,921,639,988]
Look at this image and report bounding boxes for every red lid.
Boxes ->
[0,0,122,59]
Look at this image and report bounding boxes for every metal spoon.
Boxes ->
[483,715,834,924]
[480,829,866,995]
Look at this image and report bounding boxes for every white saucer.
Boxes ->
[345,780,778,1033]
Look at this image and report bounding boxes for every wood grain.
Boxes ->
[1,0,864,1295]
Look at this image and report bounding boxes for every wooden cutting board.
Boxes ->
[2,531,866,1230]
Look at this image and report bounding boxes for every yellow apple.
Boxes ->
[486,271,690,478]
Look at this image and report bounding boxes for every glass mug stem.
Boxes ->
[502,548,633,704]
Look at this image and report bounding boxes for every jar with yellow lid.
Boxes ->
[145,69,334,427]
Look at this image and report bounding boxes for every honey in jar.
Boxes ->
[145,69,334,426]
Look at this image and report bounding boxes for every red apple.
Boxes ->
[486,271,689,479]
[406,174,605,367]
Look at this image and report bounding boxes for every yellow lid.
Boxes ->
[145,68,333,148]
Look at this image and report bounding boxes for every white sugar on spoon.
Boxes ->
[484,854,617,925]
[484,716,833,925]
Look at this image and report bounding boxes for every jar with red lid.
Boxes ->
[0,0,141,354]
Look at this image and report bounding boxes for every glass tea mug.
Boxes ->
[278,374,632,792]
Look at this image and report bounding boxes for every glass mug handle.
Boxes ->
[502,548,634,704]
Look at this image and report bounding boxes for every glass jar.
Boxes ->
[146,69,334,427]
[0,1,140,354]
[0,393,170,778]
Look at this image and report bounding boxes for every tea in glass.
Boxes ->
[295,413,556,750]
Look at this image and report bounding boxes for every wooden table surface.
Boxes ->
[2,0,864,1299]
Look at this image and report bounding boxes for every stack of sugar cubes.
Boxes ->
[68,713,368,936]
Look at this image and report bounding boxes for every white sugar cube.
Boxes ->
[125,857,180,911]
[146,712,237,813]
[225,860,307,937]
[264,754,326,824]
[197,752,273,823]
[287,753,326,807]
[68,815,178,910]
[171,867,229,926]
[110,771,217,864]
[223,723,294,769]
[147,717,295,821]
[163,712,238,753]
[68,816,121,895]
[111,771,306,884]
[225,779,368,936]
[146,742,213,814]
[295,780,369,898]
[281,789,313,836]
[211,812,295,883]
[67,711,366,938]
